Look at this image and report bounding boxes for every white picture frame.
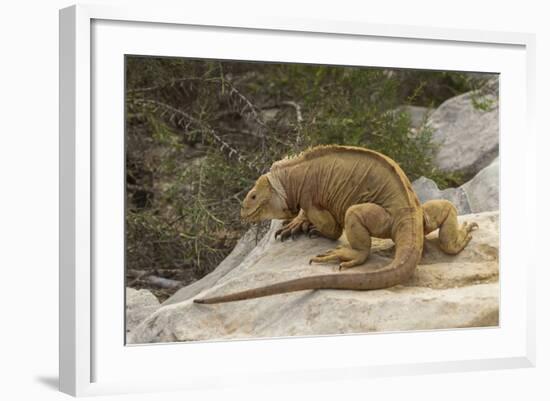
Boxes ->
[59,4,536,397]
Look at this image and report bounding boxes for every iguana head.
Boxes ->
[240,174,294,222]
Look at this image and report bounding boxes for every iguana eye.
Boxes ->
[251,194,256,200]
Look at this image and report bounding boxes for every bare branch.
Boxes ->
[126,76,219,94]
[280,101,303,126]
[280,100,304,146]
[222,80,267,128]
[131,98,263,174]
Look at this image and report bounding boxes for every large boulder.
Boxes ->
[412,156,499,215]
[428,90,498,178]
[129,212,499,343]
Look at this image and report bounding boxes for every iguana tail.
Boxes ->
[193,213,423,304]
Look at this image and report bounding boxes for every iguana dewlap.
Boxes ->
[194,145,477,304]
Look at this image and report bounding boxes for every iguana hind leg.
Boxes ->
[309,203,391,270]
[422,199,478,254]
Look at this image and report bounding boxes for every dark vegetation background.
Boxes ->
[125,56,489,301]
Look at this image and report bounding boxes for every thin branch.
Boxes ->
[222,81,267,128]
[127,270,150,287]
[132,98,263,172]
[145,275,181,289]
[280,100,304,146]
[280,101,304,125]
[126,76,219,94]
[219,127,291,147]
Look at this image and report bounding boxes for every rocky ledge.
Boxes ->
[128,211,499,344]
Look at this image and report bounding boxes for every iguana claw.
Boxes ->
[308,228,321,238]
[275,213,314,242]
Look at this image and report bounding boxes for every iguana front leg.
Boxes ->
[309,203,391,270]
[275,206,343,241]
[275,209,314,241]
[305,206,343,240]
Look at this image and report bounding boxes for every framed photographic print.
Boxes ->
[59,4,536,397]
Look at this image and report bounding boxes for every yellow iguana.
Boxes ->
[194,145,477,304]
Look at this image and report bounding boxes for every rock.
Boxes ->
[260,108,279,123]
[126,288,160,334]
[394,105,431,129]
[462,157,499,213]
[412,156,499,215]
[428,90,498,178]
[163,226,267,306]
[412,176,471,215]
[129,212,499,344]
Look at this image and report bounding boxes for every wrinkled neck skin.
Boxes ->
[261,172,292,219]
[267,164,313,216]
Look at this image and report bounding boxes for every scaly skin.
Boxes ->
[194,145,477,304]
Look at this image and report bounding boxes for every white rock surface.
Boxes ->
[129,212,499,344]
[428,90,498,177]
[126,288,160,334]
[462,157,499,213]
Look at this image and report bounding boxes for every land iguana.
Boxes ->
[194,145,477,304]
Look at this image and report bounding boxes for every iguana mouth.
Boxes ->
[241,210,258,222]
[241,202,266,222]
